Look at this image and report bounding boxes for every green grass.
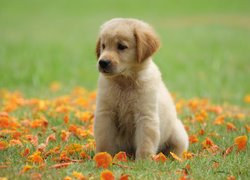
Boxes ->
[0,0,250,179]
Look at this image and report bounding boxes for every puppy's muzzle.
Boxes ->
[99,59,111,70]
[99,59,111,68]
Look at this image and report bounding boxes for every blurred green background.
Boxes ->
[0,0,250,104]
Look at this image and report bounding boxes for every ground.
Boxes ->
[0,0,249,179]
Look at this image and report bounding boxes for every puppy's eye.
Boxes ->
[117,43,128,51]
[102,44,105,49]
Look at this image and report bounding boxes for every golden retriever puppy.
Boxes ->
[94,18,188,159]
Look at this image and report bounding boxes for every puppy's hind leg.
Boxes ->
[169,119,189,157]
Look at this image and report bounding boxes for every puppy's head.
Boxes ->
[95,18,160,77]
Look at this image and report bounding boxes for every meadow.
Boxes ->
[0,0,249,179]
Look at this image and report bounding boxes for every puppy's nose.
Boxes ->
[99,59,111,69]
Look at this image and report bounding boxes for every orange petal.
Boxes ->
[245,125,250,133]
[213,115,224,125]
[152,152,167,162]
[61,130,71,142]
[189,135,199,144]
[100,170,115,180]
[227,175,236,180]
[50,162,72,169]
[22,148,30,157]
[64,176,73,180]
[0,141,8,150]
[64,114,69,124]
[93,152,113,168]
[114,151,127,162]
[226,123,237,131]
[119,174,129,180]
[19,165,32,174]
[182,151,194,160]
[170,152,182,162]
[234,135,247,151]
[72,171,87,180]
[223,145,234,158]
[45,133,56,145]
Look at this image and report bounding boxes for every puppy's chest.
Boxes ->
[111,87,138,136]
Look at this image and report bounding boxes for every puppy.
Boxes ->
[94,18,188,159]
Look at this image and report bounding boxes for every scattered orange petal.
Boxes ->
[50,162,72,169]
[100,170,115,180]
[93,152,113,168]
[72,171,87,180]
[64,114,69,124]
[223,145,234,158]
[22,148,30,157]
[80,151,90,159]
[0,112,9,128]
[28,151,44,164]
[65,143,82,155]
[9,139,23,146]
[189,135,199,144]
[227,175,236,180]
[19,165,32,174]
[245,125,250,133]
[114,151,127,162]
[234,135,247,151]
[226,122,237,131]
[64,176,73,180]
[61,130,71,142]
[213,115,224,125]
[152,152,167,162]
[37,143,46,152]
[170,152,182,162]
[25,135,38,147]
[182,151,194,160]
[0,141,8,150]
[45,133,56,145]
[202,137,216,149]
[119,174,129,180]
[199,129,205,135]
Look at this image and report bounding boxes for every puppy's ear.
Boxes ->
[134,27,160,62]
[95,37,101,59]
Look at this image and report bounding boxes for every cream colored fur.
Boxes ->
[94,18,188,159]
